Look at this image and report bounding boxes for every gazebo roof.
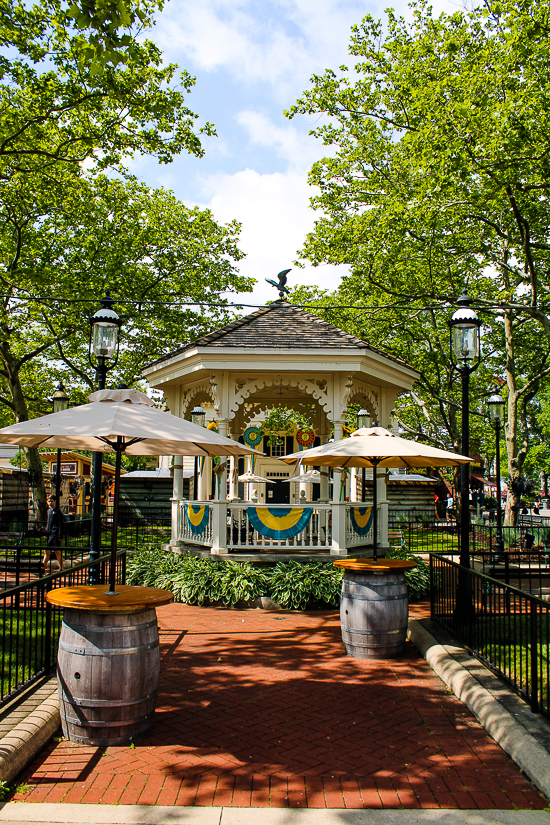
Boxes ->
[148,300,409,369]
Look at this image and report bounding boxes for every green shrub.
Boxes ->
[127,550,342,609]
[386,546,430,600]
[161,558,267,606]
[126,546,181,587]
[266,560,343,610]
[126,547,430,608]
[127,551,267,606]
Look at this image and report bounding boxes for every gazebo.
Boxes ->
[142,300,419,558]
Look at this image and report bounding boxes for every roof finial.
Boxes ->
[265,269,291,300]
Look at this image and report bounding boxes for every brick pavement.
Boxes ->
[12,602,549,810]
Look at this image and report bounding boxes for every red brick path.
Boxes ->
[14,602,548,809]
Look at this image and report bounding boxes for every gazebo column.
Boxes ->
[211,419,229,555]
[170,455,183,548]
[229,456,238,500]
[331,420,347,555]
[332,421,345,502]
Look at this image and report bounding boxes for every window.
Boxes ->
[270,438,285,457]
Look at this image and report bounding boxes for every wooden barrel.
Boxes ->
[57,606,160,746]
[340,569,409,658]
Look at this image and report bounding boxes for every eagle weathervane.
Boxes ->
[266,269,291,300]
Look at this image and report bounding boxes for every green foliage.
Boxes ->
[287,0,550,511]
[0,781,9,800]
[260,406,314,445]
[386,546,431,600]
[127,549,344,609]
[266,560,343,610]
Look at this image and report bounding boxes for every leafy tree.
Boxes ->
[287,0,550,522]
[0,0,211,177]
[0,0,237,518]
[0,170,250,517]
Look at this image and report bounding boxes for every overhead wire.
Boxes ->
[0,294,523,313]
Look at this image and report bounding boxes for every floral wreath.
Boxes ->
[243,426,263,447]
[296,427,315,448]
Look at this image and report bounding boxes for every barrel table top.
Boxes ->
[46,585,174,613]
[333,558,417,573]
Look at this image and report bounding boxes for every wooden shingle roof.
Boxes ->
[148,301,408,367]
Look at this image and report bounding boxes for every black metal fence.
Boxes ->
[431,554,550,717]
[388,510,459,554]
[0,550,127,707]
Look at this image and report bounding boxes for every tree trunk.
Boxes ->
[503,310,527,527]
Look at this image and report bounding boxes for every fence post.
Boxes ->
[429,554,434,618]
[45,599,52,670]
[211,501,228,555]
[14,547,21,610]
[530,598,539,713]
[330,503,347,555]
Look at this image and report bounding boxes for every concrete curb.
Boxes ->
[0,690,59,784]
[0,804,549,824]
[409,618,550,800]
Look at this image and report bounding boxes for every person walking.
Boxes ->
[43,494,64,571]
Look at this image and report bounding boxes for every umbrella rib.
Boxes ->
[100,436,146,451]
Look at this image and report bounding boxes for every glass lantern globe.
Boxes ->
[450,292,481,363]
[191,405,206,427]
[488,392,505,426]
[90,292,121,362]
[356,408,371,429]
[52,382,69,413]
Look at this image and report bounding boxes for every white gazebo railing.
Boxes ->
[179,501,214,547]
[345,503,379,548]
[177,499,386,555]
[227,503,331,551]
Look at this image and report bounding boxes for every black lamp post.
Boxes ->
[191,405,206,500]
[52,382,69,507]
[357,408,371,503]
[449,291,481,568]
[488,392,505,560]
[88,292,122,582]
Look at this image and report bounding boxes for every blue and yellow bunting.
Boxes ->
[349,506,373,536]
[185,504,210,535]
[247,507,312,540]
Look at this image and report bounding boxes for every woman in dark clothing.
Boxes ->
[43,494,63,570]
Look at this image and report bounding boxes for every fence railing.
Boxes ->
[430,554,550,718]
[0,549,127,707]
[388,510,459,554]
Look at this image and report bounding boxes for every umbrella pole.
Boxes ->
[371,460,380,562]
[107,437,123,595]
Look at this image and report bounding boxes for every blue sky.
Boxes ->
[131,0,458,306]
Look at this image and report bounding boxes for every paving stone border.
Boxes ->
[0,688,59,785]
[409,618,550,801]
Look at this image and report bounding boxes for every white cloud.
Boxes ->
[154,0,460,101]
[235,110,321,173]
[153,0,366,101]
[194,167,347,304]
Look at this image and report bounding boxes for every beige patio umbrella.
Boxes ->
[0,388,264,593]
[282,426,472,560]
[283,469,321,483]
[237,471,274,484]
